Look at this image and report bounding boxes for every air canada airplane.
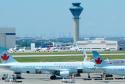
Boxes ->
[92,51,125,76]
[0,48,96,80]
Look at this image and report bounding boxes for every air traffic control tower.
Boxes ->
[69,3,83,44]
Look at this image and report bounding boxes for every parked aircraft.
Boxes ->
[0,48,96,80]
[92,51,125,76]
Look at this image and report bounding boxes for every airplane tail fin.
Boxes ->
[82,50,88,61]
[92,51,112,66]
[92,51,103,64]
[0,47,17,63]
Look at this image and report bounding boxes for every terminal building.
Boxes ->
[0,28,16,48]
[76,38,118,51]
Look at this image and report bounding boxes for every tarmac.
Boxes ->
[0,69,125,84]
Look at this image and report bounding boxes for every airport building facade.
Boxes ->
[0,28,16,48]
[76,38,118,51]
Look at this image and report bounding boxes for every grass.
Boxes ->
[11,51,125,55]
[103,55,125,59]
[13,55,125,62]
[1,51,125,62]
[11,51,81,55]
[14,56,84,62]
[0,55,125,63]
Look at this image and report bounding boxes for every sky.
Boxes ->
[0,0,125,38]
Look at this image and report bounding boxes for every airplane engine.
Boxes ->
[60,71,70,77]
[77,69,83,73]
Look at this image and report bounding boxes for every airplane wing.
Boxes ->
[0,64,11,69]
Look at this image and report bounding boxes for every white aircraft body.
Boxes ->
[92,51,125,76]
[104,59,125,66]
[0,48,95,80]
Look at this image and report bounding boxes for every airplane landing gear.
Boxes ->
[50,75,56,80]
[75,73,81,77]
[88,73,90,78]
[14,72,22,79]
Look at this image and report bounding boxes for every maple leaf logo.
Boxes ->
[1,54,9,61]
[95,58,102,64]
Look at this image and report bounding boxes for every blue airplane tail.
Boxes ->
[92,51,113,66]
[0,47,17,63]
[92,50,112,65]
[92,51,103,64]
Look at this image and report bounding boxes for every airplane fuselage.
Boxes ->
[2,61,95,77]
[100,66,125,76]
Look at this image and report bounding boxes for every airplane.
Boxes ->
[0,48,96,80]
[92,51,125,76]
[90,51,125,66]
